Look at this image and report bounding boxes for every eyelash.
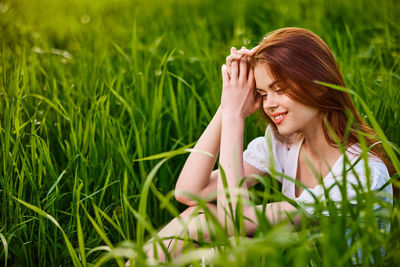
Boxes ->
[259,89,283,98]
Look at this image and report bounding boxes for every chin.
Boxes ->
[276,125,295,136]
[276,125,287,134]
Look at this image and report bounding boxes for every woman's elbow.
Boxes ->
[174,190,198,206]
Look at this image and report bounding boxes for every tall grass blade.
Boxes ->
[12,196,81,266]
[0,233,8,267]
[76,182,87,266]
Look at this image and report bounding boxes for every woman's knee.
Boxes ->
[180,203,217,218]
[180,204,217,240]
[243,206,257,235]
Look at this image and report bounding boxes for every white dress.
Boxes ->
[243,126,393,214]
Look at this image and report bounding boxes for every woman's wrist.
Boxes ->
[221,110,245,122]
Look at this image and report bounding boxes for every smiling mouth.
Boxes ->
[272,112,288,124]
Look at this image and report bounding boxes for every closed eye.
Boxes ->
[256,88,283,98]
[256,90,268,98]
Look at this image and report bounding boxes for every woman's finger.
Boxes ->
[226,54,242,66]
[230,59,239,80]
[247,64,254,85]
[221,64,229,85]
[226,54,241,77]
[236,45,260,56]
[238,56,247,83]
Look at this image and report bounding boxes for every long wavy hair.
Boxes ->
[251,27,395,194]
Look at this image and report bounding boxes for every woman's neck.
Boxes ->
[300,118,340,163]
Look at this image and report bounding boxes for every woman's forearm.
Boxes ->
[217,113,249,225]
[216,53,259,228]
[175,107,222,204]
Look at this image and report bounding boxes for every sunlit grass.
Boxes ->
[0,0,399,265]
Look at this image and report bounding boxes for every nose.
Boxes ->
[262,94,278,112]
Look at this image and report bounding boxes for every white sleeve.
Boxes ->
[243,136,270,173]
[243,126,283,181]
[295,157,393,215]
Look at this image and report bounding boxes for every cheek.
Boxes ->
[299,108,319,122]
[262,98,268,110]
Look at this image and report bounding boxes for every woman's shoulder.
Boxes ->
[330,143,392,191]
[296,143,393,212]
[243,125,289,174]
[346,143,388,170]
[244,125,282,156]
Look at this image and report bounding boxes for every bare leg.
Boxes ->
[126,202,296,265]
[144,203,218,262]
[143,201,292,261]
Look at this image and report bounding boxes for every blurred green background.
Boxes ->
[0,0,399,265]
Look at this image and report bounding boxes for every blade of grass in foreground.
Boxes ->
[132,142,197,162]
[12,196,81,266]
[135,145,213,245]
[0,233,8,267]
[81,204,125,267]
[76,182,87,267]
[136,157,169,248]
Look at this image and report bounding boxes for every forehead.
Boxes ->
[254,63,274,90]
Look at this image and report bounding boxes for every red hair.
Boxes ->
[251,27,396,195]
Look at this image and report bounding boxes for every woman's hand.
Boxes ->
[236,45,260,56]
[221,47,261,120]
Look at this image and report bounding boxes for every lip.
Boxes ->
[270,112,288,125]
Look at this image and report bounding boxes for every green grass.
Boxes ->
[0,0,399,265]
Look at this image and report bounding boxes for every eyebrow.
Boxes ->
[256,81,277,92]
[268,81,278,88]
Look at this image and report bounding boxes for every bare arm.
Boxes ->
[174,107,222,206]
[243,201,299,235]
[194,163,265,204]
[175,47,263,207]
[217,52,261,225]
[174,106,263,206]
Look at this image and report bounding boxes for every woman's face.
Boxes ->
[253,63,320,136]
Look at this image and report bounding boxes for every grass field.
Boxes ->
[1,0,400,266]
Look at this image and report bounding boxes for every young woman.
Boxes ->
[142,27,393,262]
